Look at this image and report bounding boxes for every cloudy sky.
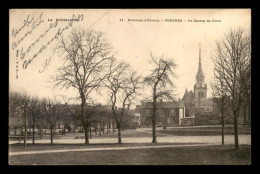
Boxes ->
[9,9,251,105]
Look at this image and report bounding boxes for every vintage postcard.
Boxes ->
[9,9,251,165]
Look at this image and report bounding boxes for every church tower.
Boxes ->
[193,45,207,106]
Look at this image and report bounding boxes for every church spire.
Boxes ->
[198,43,202,70]
[195,43,205,87]
[194,43,207,103]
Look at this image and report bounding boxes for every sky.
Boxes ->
[9,9,251,106]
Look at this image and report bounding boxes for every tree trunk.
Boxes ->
[53,128,56,137]
[113,122,115,133]
[45,128,46,136]
[19,126,22,143]
[248,101,251,127]
[80,94,89,145]
[107,122,109,134]
[117,123,122,144]
[152,87,157,143]
[40,126,42,138]
[14,127,17,136]
[99,124,101,136]
[163,116,167,130]
[103,123,105,134]
[233,112,239,151]
[95,126,97,135]
[152,118,157,143]
[30,126,32,139]
[50,126,53,145]
[243,103,247,126]
[32,123,35,144]
[24,115,27,149]
[39,126,41,138]
[221,112,224,145]
[84,125,89,144]
[89,124,92,139]
[246,95,251,127]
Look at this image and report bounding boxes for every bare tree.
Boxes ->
[105,59,141,143]
[36,111,45,139]
[211,80,231,145]
[12,93,30,149]
[240,63,251,126]
[9,92,19,135]
[51,29,113,144]
[19,93,30,149]
[212,28,251,150]
[28,97,41,144]
[89,105,111,137]
[41,99,62,144]
[9,92,24,143]
[143,53,178,143]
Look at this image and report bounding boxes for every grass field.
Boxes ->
[9,142,204,152]
[156,126,251,136]
[9,125,251,141]
[9,126,251,165]
[9,144,251,165]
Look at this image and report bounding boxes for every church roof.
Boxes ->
[140,101,185,109]
[181,90,195,107]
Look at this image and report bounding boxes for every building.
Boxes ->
[131,105,141,128]
[139,101,186,127]
[181,46,217,125]
[118,104,141,129]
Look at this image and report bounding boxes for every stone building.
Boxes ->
[139,100,186,127]
[181,46,216,125]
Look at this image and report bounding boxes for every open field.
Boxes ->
[9,142,204,152]
[8,125,251,165]
[9,144,251,165]
[156,126,251,136]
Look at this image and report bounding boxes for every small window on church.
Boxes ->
[167,118,170,124]
[171,116,174,122]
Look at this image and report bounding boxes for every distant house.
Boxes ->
[139,100,186,127]
[126,105,141,128]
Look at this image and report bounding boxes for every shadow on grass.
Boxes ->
[9,144,251,165]
[9,142,206,152]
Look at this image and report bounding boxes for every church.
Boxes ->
[138,46,218,127]
[138,46,245,127]
[181,46,217,125]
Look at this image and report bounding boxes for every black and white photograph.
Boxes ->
[9,9,251,165]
